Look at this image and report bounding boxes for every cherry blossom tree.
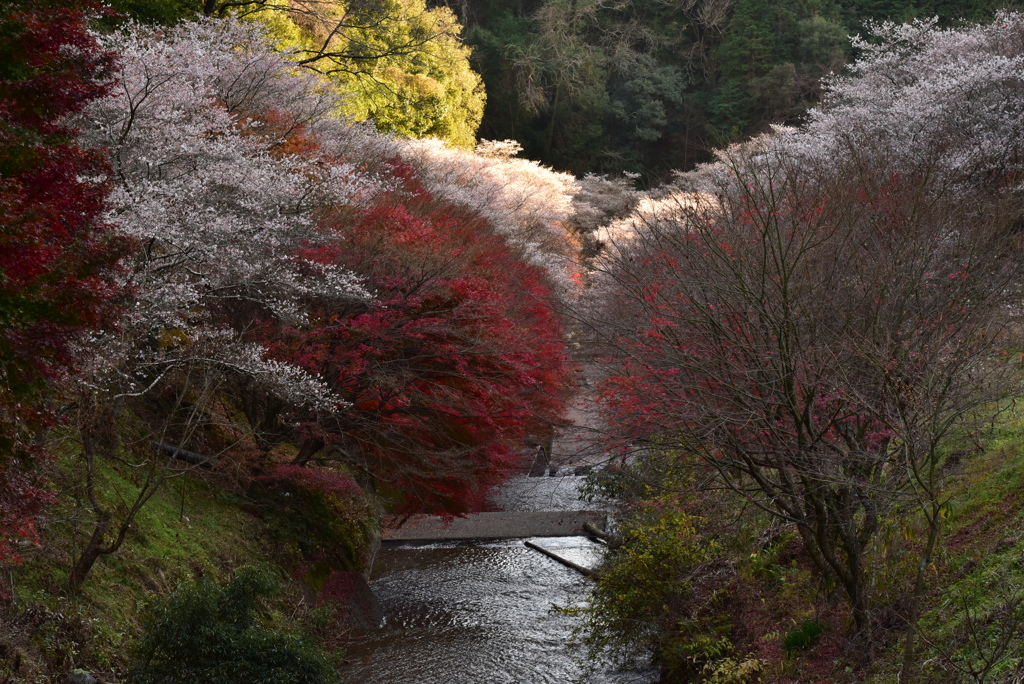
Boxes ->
[65,19,377,588]
[397,138,579,289]
[62,18,573,550]
[76,19,375,413]
[790,11,1024,191]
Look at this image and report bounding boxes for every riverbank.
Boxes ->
[0,455,378,683]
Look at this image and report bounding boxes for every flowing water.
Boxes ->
[338,476,657,683]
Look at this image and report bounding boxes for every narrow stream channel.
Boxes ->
[339,476,658,683]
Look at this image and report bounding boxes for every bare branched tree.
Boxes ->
[68,359,228,592]
[588,138,1023,635]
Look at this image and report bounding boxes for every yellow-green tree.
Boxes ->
[217,0,485,147]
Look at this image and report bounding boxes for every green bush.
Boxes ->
[128,567,333,684]
[782,618,823,654]
[570,504,726,673]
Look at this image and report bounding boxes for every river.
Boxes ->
[338,475,657,683]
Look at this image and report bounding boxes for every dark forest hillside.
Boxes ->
[438,0,1014,181]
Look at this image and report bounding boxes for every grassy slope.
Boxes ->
[872,411,1024,682]
[762,410,1024,683]
[1,461,296,683]
[665,409,1024,683]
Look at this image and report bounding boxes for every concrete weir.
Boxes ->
[382,510,607,542]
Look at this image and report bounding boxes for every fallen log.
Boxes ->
[152,442,218,467]
[524,540,596,578]
[583,521,622,549]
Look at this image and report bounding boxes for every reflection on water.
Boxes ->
[488,474,603,513]
[339,477,655,684]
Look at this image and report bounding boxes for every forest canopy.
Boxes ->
[445,0,1015,180]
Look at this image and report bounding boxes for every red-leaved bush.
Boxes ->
[259,464,365,500]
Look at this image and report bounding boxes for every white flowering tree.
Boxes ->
[58,17,582,583]
[78,19,378,409]
[67,19,376,589]
[396,137,580,291]
[790,12,1024,189]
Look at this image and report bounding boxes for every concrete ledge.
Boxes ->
[382,510,607,541]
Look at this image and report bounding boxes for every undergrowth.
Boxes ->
[0,452,352,683]
[581,408,1024,684]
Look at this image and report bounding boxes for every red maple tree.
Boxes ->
[266,159,571,513]
[0,0,124,563]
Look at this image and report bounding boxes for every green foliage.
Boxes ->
[458,0,850,179]
[128,567,333,684]
[782,618,823,654]
[329,0,484,147]
[242,0,485,148]
[8,444,349,679]
[745,536,792,583]
[10,450,267,669]
[836,0,1009,31]
[697,656,766,683]
[570,501,729,676]
[104,0,201,24]
[899,412,1024,681]
[456,0,1013,179]
[921,576,1024,682]
[708,0,848,141]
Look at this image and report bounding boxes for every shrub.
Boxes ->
[782,618,823,654]
[571,503,727,676]
[128,567,333,684]
[254,465,376,584]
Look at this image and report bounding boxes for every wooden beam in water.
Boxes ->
[524,540,596,578]
[382,510,607,541]
[583,521,622,548]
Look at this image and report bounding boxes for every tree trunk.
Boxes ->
[544,82,561,160]
[899,510,942,684]
[68,513,111,592]
[291,437,325,466]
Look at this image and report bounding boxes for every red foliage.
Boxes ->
[257,464,364,500]
[0,0,124,563]
[0,0,122,388]
[596,185,909,462]
[267,159,571,514]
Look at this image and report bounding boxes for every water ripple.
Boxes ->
[339,478,656,684]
